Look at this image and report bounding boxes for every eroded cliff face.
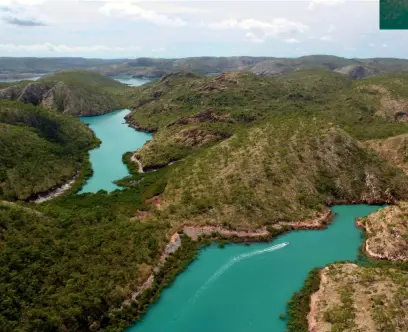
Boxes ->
[0,72,126,116]
[18,82,52,105]
[41,81,73,113]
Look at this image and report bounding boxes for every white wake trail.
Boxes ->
[169,242,289,326]
[191,242,288,302]
[206,242,288,285]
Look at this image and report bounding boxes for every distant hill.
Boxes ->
[0,57,124,75]
[3,56,408,81]
[0,99,95,200]
[96,55,408,79]
[0,71,128,116]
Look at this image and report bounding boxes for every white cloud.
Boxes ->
[0,0,45,5]
[369,43,375,47]
[320,35,332,41]
[0,42,141,53]
[99,1,186,27]
[309,0,345,10]
[209,17,308,44]
[285,38,300,43]
[382,43,388,48]
[245,32,264,43]
[210,18,308,35]
[152,47,166,53]
[327,24,335,33]
[0,0,48,26]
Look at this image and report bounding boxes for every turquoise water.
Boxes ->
[128,204,383,332]
[112,76,151,87]
[79,109,152,193]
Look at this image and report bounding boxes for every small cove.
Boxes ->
[79,109,151,193]
[128,204,383,332]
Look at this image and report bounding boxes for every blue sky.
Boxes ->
[0,0,406,59]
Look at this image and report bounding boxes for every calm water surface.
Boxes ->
[79,109,151,193]
[128,204,383,332]
[112,76,151,87]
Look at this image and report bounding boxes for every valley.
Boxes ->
[0,66,407,332]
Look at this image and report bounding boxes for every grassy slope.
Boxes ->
[304,263,407,332]
[0,71,129,116]
[158,119,408,228]
[0,99,95,200]
[39,71,129,116]
[127,70,408,168]
[359,202,408,261]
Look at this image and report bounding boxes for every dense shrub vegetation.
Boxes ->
[0,166,172,331]
[0,99,96,200]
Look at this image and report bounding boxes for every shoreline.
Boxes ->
[29,171,79,204]
[307,267,328,332]
[116,201,396,332]
[356,215,407,261]
[306,203,407,332]
[125,115,157,133]
[123,208,334,306]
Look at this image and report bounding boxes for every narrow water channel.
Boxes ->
[76,105,383,332]
[128,204,383,332]
[79,109,151,193]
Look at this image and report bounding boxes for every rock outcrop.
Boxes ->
[334,65,378,79]
[0,71,126,116]
[18,82,51,105]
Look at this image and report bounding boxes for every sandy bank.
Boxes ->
[30,173,78,204]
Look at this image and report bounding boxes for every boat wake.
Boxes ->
[167,242,289,326]
[191,242,288,303]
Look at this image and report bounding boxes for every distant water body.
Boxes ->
[79,109,151,193]
[0,76,42,83]
[112,76,151,87]
[128,204,383,332]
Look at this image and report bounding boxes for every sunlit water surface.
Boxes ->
[128,204,383,332]
[79,109,151,193]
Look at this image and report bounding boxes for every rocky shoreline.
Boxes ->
[356,203,408,261]
[125,208,334,305]
[307,266,330,332]
[307,201,408,332]
[125,115,157,133]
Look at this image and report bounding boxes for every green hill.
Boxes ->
[95,55,408,79]
[0,71,128,116]
[157,118,408,228]
[0,99,96,200]
[127,70,408,170]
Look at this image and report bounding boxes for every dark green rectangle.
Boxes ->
[380,0,408,29]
